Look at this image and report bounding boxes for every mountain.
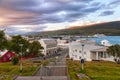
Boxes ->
[64,21,120,35]
[27,21,120,36]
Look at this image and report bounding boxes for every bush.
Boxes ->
[11,56,19,65]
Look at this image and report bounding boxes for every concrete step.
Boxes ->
[15,76,70,80]
[35,66,67,76]
[48,62,66,66]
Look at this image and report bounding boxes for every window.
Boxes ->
[104,53,106,58]
[99,52,103,58]
[7,54,10,58]
[84,52,86,55]
[72,50,74,52]
[79,56,81,59]
[75,55,77,58]
[75,49,77,52]
[3,57,6,61]
[79,51,81,53]
[103,42,105,44]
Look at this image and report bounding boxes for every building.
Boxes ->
[38,38,58,56]
[76,38,96,45]
[93,33,105,38]
[101,39,112,46]
[57,39,69,49]
[0,50,16,62]
[5,34,12,40]
[69,42,114,61]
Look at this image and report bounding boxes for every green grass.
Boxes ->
[0,60,49,80]
[67,59,120,80]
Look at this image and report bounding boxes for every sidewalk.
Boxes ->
[14,54,70,80]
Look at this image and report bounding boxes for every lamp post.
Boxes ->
[40,64,43,80]
[19,44,23,72]
[81,44,85,71]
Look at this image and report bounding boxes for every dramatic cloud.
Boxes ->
[99,11,114,16]
[109,0,120,6]
[0,0,120,34]
[0,0,100,25]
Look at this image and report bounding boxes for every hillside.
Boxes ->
[27,21,120,36]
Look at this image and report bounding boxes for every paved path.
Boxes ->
[14,76,68,80]
[14,52,70,80]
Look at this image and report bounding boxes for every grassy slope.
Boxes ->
[67,59,120,80]
[0,60,49,80]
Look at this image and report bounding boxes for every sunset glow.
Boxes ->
[0,0,120,34]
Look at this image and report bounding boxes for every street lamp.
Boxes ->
[19,44,23,72]
[81,44,85,71]
[40,64,43,80]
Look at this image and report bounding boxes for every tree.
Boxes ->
[107,44,120,63]
[11,56,19,65]
[28,41,43,57]
[8,35,29,56]
[0,30,7,50]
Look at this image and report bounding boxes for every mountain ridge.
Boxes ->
[26,20,120,36]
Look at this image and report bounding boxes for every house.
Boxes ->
[76,38,96,45]
[69,42,114,61]
[0,50,16,62]
[5,34,12,40]
[101,39,112,46]
[93,33,105,38]
[38,38,58,56]
[57,39,69,49]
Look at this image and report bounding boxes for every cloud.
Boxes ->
[0,0,96,26]
[0,0,119,34]
[3,25,46,34]
[99,11,114,16]
[109,0,120,6]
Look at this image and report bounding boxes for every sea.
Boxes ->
[89,36,120,45]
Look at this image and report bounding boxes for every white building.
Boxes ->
[101,39,112,46]
[76,39,96,45]
[5,34,12,40]
[38,39,58,56]
[57,39,69,49]
[69,42,114,61]
[93,34,105,38]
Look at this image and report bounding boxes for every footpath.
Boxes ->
[14,54,70,80]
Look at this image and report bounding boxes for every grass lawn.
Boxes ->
[0,60,49,80]
[67,59,120,80]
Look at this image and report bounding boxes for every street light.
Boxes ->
[81,44,85,71]
[19,44,23,72]
[40,64,43,80]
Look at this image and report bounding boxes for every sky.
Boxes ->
[0,0,120,34]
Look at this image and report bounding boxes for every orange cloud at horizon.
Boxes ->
[0,7,39,26]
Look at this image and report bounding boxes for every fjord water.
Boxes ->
[90,36,120,44]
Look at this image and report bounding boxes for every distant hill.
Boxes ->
[26,21,120,36]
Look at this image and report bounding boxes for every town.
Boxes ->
[0,30,120,80]
[1,0,120,80]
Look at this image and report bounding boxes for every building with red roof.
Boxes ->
[0,50,16,62]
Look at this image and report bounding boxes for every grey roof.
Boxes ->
[42,39,57,48]
[91,47,108,52]
[70,42,107,51]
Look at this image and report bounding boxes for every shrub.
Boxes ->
[11,56,19,65]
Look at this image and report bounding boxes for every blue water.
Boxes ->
[89,36,120,44]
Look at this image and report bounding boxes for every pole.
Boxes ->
[40,64,43,80]
[20,44,23,72]
[81,44,84,71]
[81,62,84,70]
